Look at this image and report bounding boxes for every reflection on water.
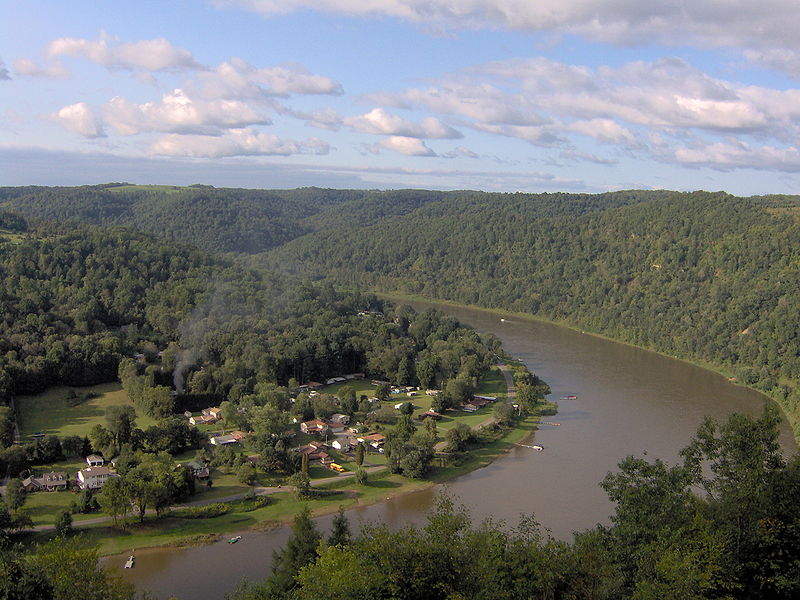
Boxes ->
[117,301,797,599]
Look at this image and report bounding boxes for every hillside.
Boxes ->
[267,190,800,435]
[0,184,364,254]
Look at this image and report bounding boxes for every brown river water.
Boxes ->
[113,301,798,599]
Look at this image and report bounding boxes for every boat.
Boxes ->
[228,536,242,544]
[559,395,578,400]
[124,556,134,569]
[532,445,544,451]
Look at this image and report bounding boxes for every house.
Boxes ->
[202,407,223,420]
[77,466,115,490]
[210,434,239,446]
[300,419,329,434]
[326,422,347,435]
[426,389,441,396]
[371,380,390,386]
[418,410,443,421]
[358,433,386,450]
[22,472,68,492]
[462,403,478,412]
[329,413,351,425]
[474,395,497,403]
[86,454,104,467]
[189,415,217,425]
[229,430,248,441]
[182,460,210,479]
[332,436,358,452]
[294,442,330,462]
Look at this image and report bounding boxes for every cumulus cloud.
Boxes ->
[150,128,330,157]
[49,102,105,138]
[567,119,637,145]
[213,1,800,54]
[103,88,270,135]
[47,34,203,71]
[195,58,342,99]
[377,136,436,156]
[345,108,461,139]
[13,58,69,79]
[674,141,800,172]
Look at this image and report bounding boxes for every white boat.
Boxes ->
[532,445,544,451]
[124,556,134,569]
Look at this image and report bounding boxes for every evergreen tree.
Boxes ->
[355,442,365,466]
[327,507,351,547]
[266,506,321,595]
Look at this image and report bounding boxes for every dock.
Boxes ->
[539,422,561,426]
[124,556,134,569]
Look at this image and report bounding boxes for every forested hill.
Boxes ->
[0,184,462,254]
[267,190,800,435]
[0,184,366,254]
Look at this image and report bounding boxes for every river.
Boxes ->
[115,301,798,599]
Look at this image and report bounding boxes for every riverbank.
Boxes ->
[25,363,545,558]
[380,291,800,441]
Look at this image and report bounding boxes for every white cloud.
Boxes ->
[103,89,270,135]
[377,136,436,156]
[47,34,203,71]
[567,119,636,145]
[150,128,330,157]
[345,108,461,138]
[49,102,105,138]
[13,58,69,79]
[195,58,342,99]
[675,141,800,172]
[213,1,800,54]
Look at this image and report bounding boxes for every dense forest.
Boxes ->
[5,184,800,436]
[266,190,800,436]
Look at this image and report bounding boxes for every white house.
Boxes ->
[85,454,104,467]
[77,466,114,490]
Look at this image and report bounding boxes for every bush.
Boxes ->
[171,503,231,519]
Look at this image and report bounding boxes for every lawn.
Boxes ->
[16,382,157,440]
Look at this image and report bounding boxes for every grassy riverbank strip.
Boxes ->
[25,409,546,558]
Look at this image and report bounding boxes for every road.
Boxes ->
[26,464,386,533]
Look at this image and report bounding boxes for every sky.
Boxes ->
[3,1,800,195]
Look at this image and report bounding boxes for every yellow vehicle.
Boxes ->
[329,462,346,473]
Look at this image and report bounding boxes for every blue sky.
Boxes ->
[3,0,800,194]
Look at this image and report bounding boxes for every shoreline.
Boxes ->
[95,366,541,558]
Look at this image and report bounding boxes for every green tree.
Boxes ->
[300,451,309,474]
[105,405,137,447]
[355,466,368,485]
[266,506,321,595]
[328,507,351,547]
[355,442,365,466]
[4,478,26,511]
[54,509,73,536]
[97,476,130,530]
[288,471,312,498]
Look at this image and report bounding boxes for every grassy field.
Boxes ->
[16,382,157,440]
